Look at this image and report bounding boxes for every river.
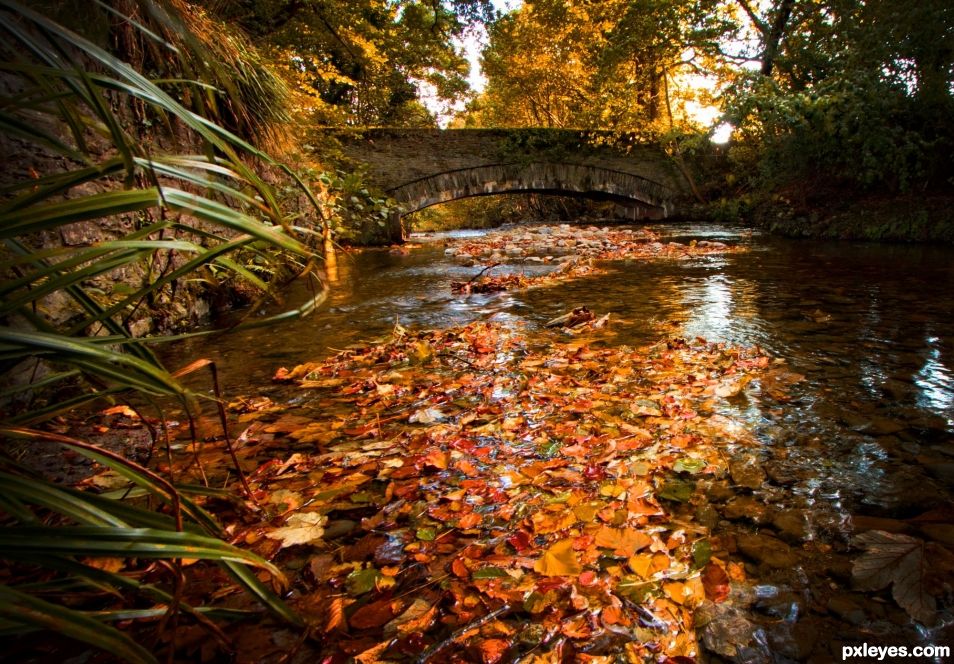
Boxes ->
[165,221,954,660]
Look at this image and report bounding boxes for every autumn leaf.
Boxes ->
[701,562,730,603]
[264,512,327,548]
[325,597,349,633]
[531,509,577,534]
[594,526,651,557]
[852,530,936,624]
[534,539,582,576]
[349,598,398,630]
[477,638,512,664]
[384,598,439,636]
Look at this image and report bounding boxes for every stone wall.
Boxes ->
[327,128,685,204]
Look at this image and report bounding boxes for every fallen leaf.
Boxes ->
[853,530,936,624]
[535,539,582,576]
[594,526,652,557]
[264,512,327,548]
[701,562,730,603]
[350,598,397,630]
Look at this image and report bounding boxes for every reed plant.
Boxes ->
[0,0,320,657]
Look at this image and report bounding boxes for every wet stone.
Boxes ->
[826,593,868,625]
[860,417,907,436]
[723,496,772,523]
[729,457,766,490]
[766,617,820,661]
[736,532,800,569]
[705,480,735,503]
[696,601,761,660]
[772,510,809,542]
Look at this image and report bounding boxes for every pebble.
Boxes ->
[736,532,800,568]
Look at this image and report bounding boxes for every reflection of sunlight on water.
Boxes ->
[680,275,734,341]
[679,274,768,347]
[915,336,954,424]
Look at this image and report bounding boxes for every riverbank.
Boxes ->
[713,193,954,243]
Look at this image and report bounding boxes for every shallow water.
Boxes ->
[164,222,954,659]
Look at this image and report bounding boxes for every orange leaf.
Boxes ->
[531,509,577,534]
[458,512,483,529]
[477,638,511,664]
[325,597,348,633]
[594,526,652,557]
[452,558,470,578]
[535,539,583,577]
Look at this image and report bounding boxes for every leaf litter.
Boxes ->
[193,320,783,662]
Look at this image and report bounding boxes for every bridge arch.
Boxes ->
[388,162,673,224]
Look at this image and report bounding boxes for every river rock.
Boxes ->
[860,417,907,436]
[705,480,735,502]
[723,496,771,523]
[772,510,809,542]
[826,593,868,625]
[766,617,820,661]
[696,601,762,660]
[737,533,800,568]
[729,456,766,490]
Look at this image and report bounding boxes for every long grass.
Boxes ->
[0,0,322,657]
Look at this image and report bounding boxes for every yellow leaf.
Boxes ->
[572,501,601,522]
[594,526,652,557]
[531,509,578,534]
[534,539,582,577]
[628,553,653,578]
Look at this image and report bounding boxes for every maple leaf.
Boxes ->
[852,530,936,624]
[534,539,582,576]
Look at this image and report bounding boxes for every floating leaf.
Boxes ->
[701,562,730,603]
[349,598,397,630]
[594,526,652,557]
[673,458,707,474]
[658,478,694,502]
[416,527,437,541]
[534,539,582,577]
[692,539,712,568]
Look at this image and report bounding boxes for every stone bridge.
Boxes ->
[324,128,686,240]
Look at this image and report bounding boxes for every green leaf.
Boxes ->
[657,478,695,503]
[346,567,380,595]
[673,457,707,474]
[472,567,509,579]
[0,585,157,664]
[416,527,437,541]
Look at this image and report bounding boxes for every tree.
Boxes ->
[200,0,495,127]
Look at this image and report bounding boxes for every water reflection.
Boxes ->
[915,336,954,425]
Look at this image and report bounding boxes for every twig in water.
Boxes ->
[416,604,513,663]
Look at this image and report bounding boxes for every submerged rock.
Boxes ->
[737,533,800,569]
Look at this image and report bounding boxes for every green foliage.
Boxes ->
[0,428,298,661]
[201,0,495,127]
[724,70,937,193]
[311,169,398,245]
[0,1,318,654]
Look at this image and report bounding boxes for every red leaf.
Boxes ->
[349,599,397,630]
[701,562,730,603]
